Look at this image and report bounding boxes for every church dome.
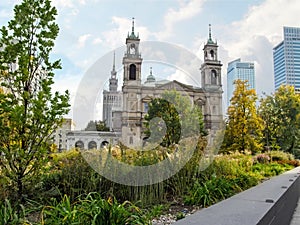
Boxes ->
[145,67,156,83]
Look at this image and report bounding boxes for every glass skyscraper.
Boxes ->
[227,58,255,107]
[273,26,300,93]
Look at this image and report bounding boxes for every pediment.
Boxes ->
[156,80,194,91]
[195,97,206,106]
[141,95,153,101]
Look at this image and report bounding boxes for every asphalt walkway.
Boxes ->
[290,194,300,225]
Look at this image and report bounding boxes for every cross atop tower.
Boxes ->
[207,24,215,44]
[128,17,139,39]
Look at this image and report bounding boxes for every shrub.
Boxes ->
[202,152,253,180]
[252,162,294,177]
[41,149,108,202]
[267,150,294,161]
[231,172,261,190]
[253,153,270,164]
[276,159,300,167]
[184,177,236,207]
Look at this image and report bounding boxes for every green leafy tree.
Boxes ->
[259,85,300,155]
[222,80,263,153]
[0,0,69,201]
[144,90,206,147]
[85,120,110,131]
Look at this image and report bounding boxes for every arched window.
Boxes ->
[211,70,217,85]
[129,64,136,80]
[210,50,214,60]
[101,141,109,148]
[88,141,97,150]
[75,141,84,150]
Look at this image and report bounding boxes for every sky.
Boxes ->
[1,0,300,129]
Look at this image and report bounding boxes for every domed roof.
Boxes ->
[145,67,156,83]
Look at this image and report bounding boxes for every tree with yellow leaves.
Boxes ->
[222,80,263,154]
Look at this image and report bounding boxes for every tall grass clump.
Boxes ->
[41,193,150,225]
[0,199,27,225]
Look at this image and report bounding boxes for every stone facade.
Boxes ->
[66,131,120,150]
[102,22,223,147]
[52,118,72,151]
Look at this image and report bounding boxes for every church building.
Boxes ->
[103,20,223,147]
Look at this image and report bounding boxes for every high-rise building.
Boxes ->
[273,26,300,93]
[227,58,255,106]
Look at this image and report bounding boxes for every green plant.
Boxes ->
[231,172,261,190]
[0,0,70,202]
[41,149,107,202]
[184,177,236,207]
[41,193,150,225]
[252,162,293,177]
[42,195,79,225]
[0,199,27,225]
[176,212,185,220]
[146,204,167,220]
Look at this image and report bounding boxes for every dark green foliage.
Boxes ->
[144,97,181,146]
[144,90,206,147]
[259,85,300,154]
[84,120,110,131]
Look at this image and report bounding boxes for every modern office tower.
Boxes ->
[273,26,300,93]
[227,58,255,106]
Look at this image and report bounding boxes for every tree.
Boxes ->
[222,80,263,153]
[85,120,110,131]
[259,85,300,155]
[0,0,69,201]
[144,90,206,147]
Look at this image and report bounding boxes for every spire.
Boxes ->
[207,24,215,44]
[150,66,152,75]
[128,17,138,39]
[132,17,135,34]
[111,51,117,79]
[112,51,116,72]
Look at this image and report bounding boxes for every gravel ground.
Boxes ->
[151,205,201,225]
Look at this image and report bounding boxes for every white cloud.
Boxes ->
[53,73,82,120]
[78,0,86,5]
[220,0,300,97]
[155,0,206,40]
[102,16,151,49]
[77,34,92,48]
[93,37,103,45]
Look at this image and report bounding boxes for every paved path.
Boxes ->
[290,195,300,225]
